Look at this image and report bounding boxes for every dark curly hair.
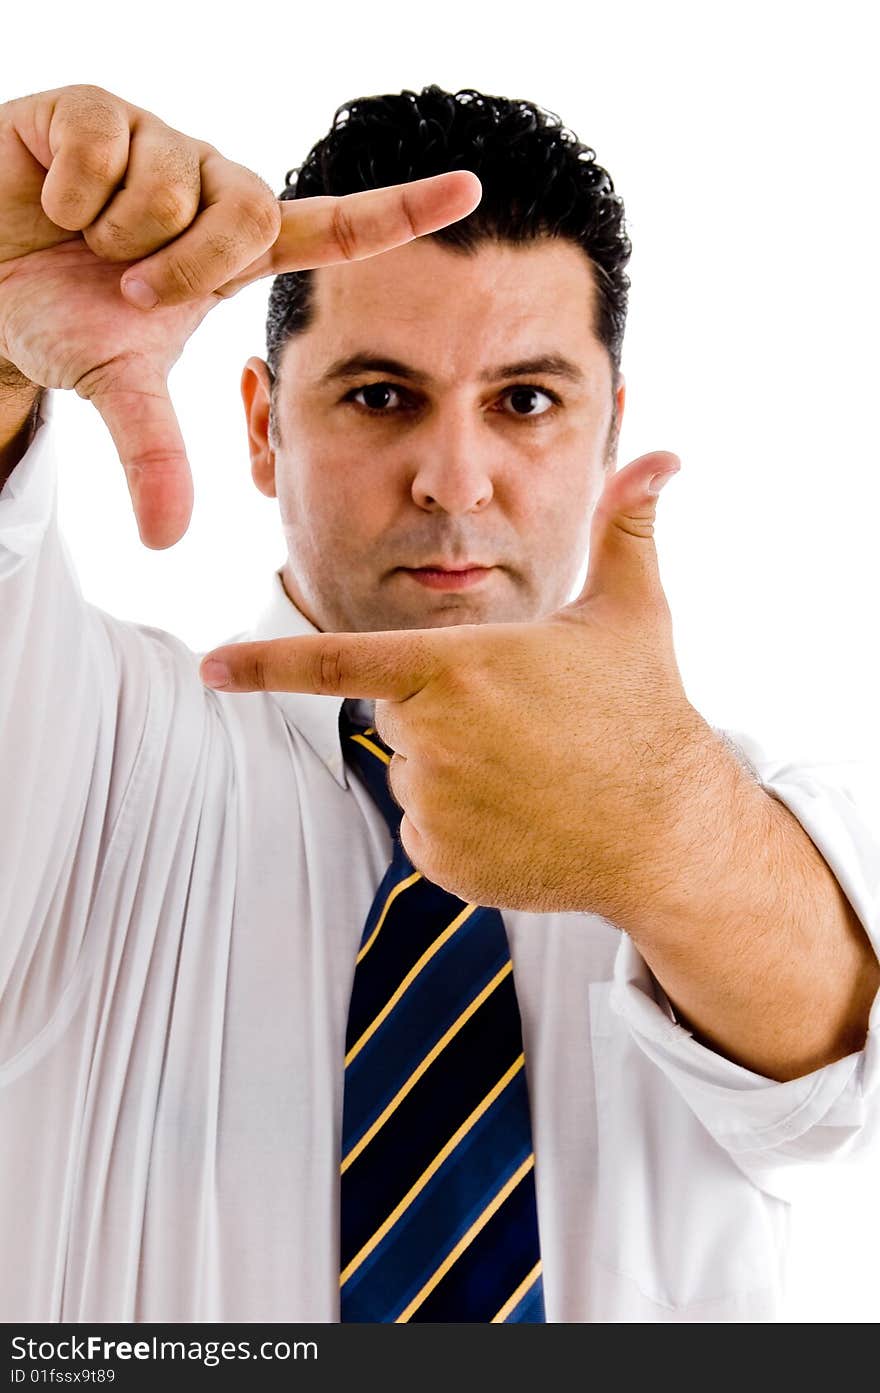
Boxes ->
[265,86,631,433]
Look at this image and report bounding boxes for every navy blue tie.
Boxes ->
[338,701,546,1323]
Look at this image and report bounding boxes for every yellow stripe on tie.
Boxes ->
[344,903,479,1067]
[491,1259,543,1323]
[340,1054,525,1287]
[396,1153,536,1322]
[351,732,391,765]
[355,871,423,965]
[341,961,514,1173]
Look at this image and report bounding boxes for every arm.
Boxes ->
[0,388,123,1059]
[609,736,880,1194]
[201,449,880,1091]
[611,725,880,1083]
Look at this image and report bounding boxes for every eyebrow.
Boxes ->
[318,352,586,387]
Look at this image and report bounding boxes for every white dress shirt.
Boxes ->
[1,390,879,1324]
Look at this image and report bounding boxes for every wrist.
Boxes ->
[601,713,767,937]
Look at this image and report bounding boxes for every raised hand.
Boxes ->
[0,84,481,547]
[196,452,742,918]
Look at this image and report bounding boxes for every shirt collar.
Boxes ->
[241,568,376,790]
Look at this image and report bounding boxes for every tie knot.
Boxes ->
[339,701,400,836]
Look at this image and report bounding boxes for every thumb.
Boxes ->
[79,360,194,550]
[577,450,680,608]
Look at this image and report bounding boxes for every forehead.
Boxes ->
[286,236,610,386]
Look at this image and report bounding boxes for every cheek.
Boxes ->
[509,436,604,598]
[279,437,394,552]
[279,419,354,505]
[514,436,603,535]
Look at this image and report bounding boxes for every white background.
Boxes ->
[3,0,878,1321]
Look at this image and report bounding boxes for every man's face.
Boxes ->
[242,235,625,634]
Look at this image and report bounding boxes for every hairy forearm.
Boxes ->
[0,360,42,487]
[615,725,880,1083]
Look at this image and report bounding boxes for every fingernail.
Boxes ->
[201,659,230,688]
[122,277,159,309]
[647,470,677,495]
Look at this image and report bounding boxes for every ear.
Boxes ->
[601,373,629,476]
[615,374,626,432]
[604,372,626,471]
[241,356,277,499]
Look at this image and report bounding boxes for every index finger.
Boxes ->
[199,630,439,700]
[223,170,482,293]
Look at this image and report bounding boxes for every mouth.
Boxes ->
[396,565,495,591]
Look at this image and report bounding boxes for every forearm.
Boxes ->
[614,723,880,1083]
[0,360,42,487]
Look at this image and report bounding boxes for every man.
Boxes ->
[0,82,877,1324]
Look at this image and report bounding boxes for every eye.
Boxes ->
[498,385,558,417]
[348,381,407,413]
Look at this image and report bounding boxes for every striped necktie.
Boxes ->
[338,700,546,1323]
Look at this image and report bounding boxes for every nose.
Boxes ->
[409,402,495,515]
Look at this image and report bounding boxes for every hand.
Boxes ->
[0,84,480,547]
[198,451,730,916]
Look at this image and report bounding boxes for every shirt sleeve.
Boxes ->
[609,728,880,1203]
[0,392,156,1063]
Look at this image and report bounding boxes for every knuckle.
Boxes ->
[148,183,198,237]
[162,250,210,298]
[202,228,238,265]
[399,188,418,241]
[251,653,269,692]
[330,201,359,261]
[150,138,200,179]
[67,82,118,110]
[72,141,121,186]
[82,217,134,258]
[619,514,656,540]
[119,444,183,480]
[69,82,116,106]
[238,190,281,246]
[317,643,346,694]
[64,86,128,142]
[72,354,125,402]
